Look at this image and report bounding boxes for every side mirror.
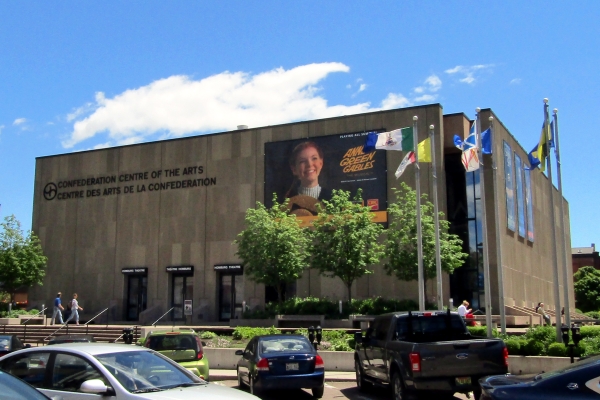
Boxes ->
[25,344,31,348]
[201,341,207,347]
[354,332,363,344]
[80,379,114,395]
[235,350,244,356]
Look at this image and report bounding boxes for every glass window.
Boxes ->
[524,167,535,242]
[503,141,516,231]
[515,153,526,238]
[0,352,50,388]
[0,371,49,400]
[95,350,201,393]
[52,353,106,392]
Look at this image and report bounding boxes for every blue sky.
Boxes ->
[1,2,598,248]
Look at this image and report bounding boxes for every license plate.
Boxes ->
[286,363,299,371]
[456,376,471,385]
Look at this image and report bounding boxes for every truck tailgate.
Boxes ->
[415,339,506,378]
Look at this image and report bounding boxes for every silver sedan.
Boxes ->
[0,343,258,400]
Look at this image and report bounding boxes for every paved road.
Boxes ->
[215,379,472,400]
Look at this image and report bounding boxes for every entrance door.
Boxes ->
[171,274,193,321]
[219,274,244,321]
[126,275,147,321]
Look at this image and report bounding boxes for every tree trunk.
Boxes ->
[346,281,353,303]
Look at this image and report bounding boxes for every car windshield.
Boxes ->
[95,350,204,393]
[260,337,314,354]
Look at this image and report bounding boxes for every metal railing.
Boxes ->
[43,308,109,343]
[151,307,175,327]
[20,307,48,344]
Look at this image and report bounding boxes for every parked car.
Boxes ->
[235,334,325,398]
[143,329,209,380]
[354,310,509,400]
[47,334,96,345]
[0,369,51,400]
[0,335,30,357]
[480,354,600,399]
[0,342,258,400]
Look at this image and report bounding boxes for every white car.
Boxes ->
[0,343,258,400]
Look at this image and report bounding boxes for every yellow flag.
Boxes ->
[417,137,431,162]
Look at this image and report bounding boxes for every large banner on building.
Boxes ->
[264,132,388,226]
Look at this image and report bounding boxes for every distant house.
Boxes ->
[572,244,600,273]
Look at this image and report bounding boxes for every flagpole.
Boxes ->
[544,98,562,342]
[414,116,425,311]
[489,116,506,335]
[553,108,571,328]
[476,108,493,338]
[429,124,443,311]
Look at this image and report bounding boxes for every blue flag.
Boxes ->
[526,144,541,170]
[363,132,379,153]
[481,128,492,154]
[453,123,491,154]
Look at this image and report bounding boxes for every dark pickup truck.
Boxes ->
[354,310,508,400]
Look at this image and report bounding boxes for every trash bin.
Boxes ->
[123,328,134,344]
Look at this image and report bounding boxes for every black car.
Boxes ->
[0,335,30,356]
[480,354,600,399]
[236,334,325,398]
[47,334,96,345]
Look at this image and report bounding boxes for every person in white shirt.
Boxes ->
[65,293,83,325]
[457,300,472,317]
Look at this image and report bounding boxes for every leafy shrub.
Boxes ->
[199,331,218,339]
[467,326,499,337]
[523,326,555,352]
[0,309,39,318]
[579,326,600,340]
[584,311,600,319]
[232,326,280,340]
[579,336,600,357]
[242,297,425,319]
[523,338,545,356]
[547,343,567,357]
[504,338,522,355]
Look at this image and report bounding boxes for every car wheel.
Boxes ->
[237,368,244,388]
[312,384,325,398]
[473,387,482,400]
[391,371,406,400]
[249,375,260,396]
[355,359,370,392]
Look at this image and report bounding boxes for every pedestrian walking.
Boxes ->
[65,293,83,325]
[51,292,64,325]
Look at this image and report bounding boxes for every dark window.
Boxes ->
[52,353,106,392]
[375,318,390,341]
[0,352,51,388]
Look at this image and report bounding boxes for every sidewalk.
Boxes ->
[210,369,356,382]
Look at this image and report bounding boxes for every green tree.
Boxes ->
[310,189,384,302]
[574,266,600,312]
[234,196,311,305]
[0,215,47,302]
[384,183,466,301]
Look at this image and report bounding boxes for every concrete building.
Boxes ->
[29,104,574,323]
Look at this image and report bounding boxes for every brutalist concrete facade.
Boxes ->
[29,104,574,323]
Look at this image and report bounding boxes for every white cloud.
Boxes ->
[63,63,445,148]
[64,63,382,148]
[13,118,26,126]
[510,78,521,85]
[411,74,442,102]
[445,64,494,85]
[380,93,411,109]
